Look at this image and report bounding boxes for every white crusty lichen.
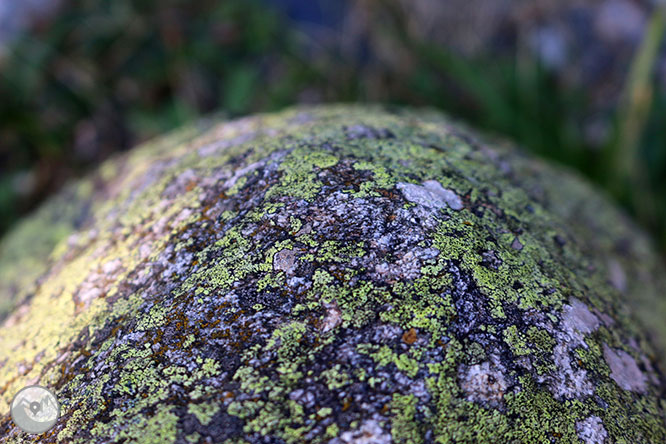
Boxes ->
[544,298,600,400]
[458,358,508,407]
[336,419,392,444]
[575,415,608,444]
[397,180,463,211]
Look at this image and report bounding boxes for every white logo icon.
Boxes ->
[10,385,60,434]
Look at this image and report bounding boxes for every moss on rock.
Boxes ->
[0,105,665,443]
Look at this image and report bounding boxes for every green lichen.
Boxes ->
[0,105,664,443]
[188,402,220,426]
[391,393,421,444]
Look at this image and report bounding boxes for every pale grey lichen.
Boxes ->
[602,343,647,393]
[273,249,297,274]
[542,298,600,400]
[607,259,627,293]
[458,358,509,407]
[397,180,463,211]
[575,415,608,444]
[336,419,392,444]
[562,298,601,338]
[320,300,343,333]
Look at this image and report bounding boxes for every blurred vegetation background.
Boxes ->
[0,0,665,254]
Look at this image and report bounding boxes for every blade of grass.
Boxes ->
[611,3,666,226]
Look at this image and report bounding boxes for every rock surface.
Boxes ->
[0,105,665,443]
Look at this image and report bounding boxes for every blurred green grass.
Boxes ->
[0,0,665,253]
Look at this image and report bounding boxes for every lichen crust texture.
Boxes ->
[0,104,665,444]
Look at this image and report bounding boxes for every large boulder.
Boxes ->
[0,105,665,443]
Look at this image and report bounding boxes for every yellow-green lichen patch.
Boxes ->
[390,393,422,444]
[188,402,221,426]
[0,178,95,319]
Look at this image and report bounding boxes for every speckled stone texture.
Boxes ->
[0,105,665,443]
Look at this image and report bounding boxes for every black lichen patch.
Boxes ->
[344,125,395,140]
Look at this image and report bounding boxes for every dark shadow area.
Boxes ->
[0,0,665,252]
